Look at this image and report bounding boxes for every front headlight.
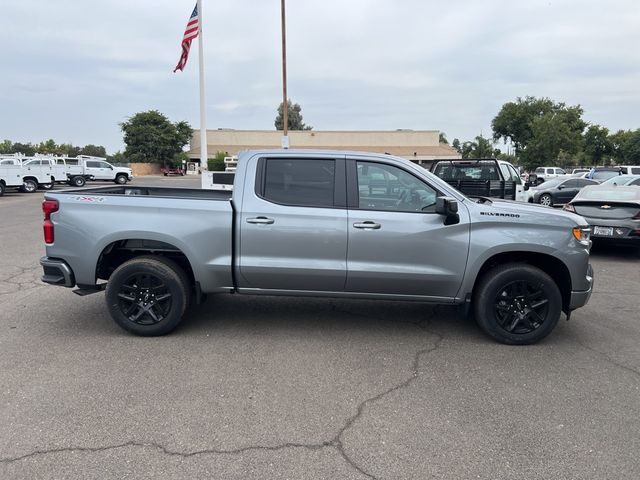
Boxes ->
[572,226,591,246]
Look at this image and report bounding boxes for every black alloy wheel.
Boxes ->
[494,280,549,334]
[106,256,190,336]
[116,273,173,326]
[474,263,562,344]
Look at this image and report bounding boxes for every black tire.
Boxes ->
[474,263,562,345]
[22,179,38,193]
[105,256,191,336]
[164,173,168,176]
[70,176,86,187]
[538,193,553,207]
[0,182,5,197]
[115,174,128,184]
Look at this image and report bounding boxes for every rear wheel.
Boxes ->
[538,193,553,206]
[474,264,562,345]
[0,182,5,196]
[70,176,86,187]
[22,179,38,193]
[105,256,191,336]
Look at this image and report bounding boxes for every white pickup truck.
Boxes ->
[0,158,52,194]
[23,156,133,188]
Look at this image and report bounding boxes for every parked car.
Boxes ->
[600,174,640,187]
[571,168,590,175]
[161,166,185,176]
[564,185,640,245]
[529,177,600,206]
[40,149,593,345]
[532,167,567,185]
[586,167,622,182]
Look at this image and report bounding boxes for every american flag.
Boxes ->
[174,4,199,72]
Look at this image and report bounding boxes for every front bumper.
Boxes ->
[569,263,594,309]
[40,257,76,287]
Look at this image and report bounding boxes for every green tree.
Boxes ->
[520,112,584,169]
[439,132,448,144]
[121,110,193,164]
[37,139,58,154]
[0,139,13,154]
[462,135,495,158]
[11,142,36,156]
[451,138,462,154]
[583,125,612,166]
[207,151,227,171]
[275,100,312,131]
[492,96,586,165]
[622,129,640,164]
[80,144,107,157]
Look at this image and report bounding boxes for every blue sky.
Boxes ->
[1,0,638,153]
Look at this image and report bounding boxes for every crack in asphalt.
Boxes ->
[0,305,446,480]
[574,339,640,379]
[0,264,44,302]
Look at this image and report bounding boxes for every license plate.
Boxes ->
[593,226,613,236]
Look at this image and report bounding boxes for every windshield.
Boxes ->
[577,187,640,201]
[535,178,564,188]
[592,170,621,181]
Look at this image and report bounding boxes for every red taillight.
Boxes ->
[42,199,59,244]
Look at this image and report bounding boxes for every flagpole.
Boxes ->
[280,0,289,149]
[198,0,208,187]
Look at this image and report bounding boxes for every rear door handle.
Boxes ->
[353,221,381,230]
[246,217,275,225]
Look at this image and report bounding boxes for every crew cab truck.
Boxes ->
[430,159,526,202]
[39,150,594,344]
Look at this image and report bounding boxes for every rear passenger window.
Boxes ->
[262,159,335,207]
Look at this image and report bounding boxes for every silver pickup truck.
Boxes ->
[40,149,593,344]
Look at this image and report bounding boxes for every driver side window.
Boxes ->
[356,161,437,213]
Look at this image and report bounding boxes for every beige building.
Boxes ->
[189,129,461,165]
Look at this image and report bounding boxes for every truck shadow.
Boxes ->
[181,294,485,343]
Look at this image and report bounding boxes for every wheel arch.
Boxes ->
[470,251,572,312]
[95,238,196,291]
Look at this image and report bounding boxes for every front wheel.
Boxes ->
[105,256,191,336]
[474,264,562,345]
[538,193,553,206]
[115,174,128,184]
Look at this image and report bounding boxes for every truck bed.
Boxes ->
[57,185,233,200]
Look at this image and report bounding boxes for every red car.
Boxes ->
[161,166,184,176]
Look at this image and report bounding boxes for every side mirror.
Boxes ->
[557,185,564,190]
[436,197,459,225]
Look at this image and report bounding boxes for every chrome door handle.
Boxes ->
[353,221,381,229]
[246,217,275,225]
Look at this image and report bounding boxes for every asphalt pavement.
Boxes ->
[1,177,639,479]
